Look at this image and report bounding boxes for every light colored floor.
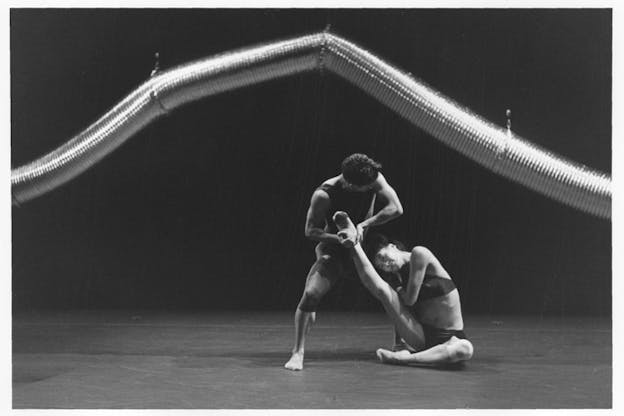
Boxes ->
[12,310,611,408]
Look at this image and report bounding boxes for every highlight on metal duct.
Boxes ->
[10,32,611,219]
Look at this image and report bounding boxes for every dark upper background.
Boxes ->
[11,9,611,315]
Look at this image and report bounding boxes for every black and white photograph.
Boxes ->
[8,5,614,410]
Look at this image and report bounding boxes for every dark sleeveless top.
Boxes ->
[317,181,376,233]
[397,264,456,303]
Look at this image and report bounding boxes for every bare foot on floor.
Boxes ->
[376,348,411,365]
[284,351,304,371]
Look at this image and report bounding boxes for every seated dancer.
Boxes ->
[285,154,403,371]
[333,211,474,366]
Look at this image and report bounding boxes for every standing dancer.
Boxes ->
[333,211,474,366]
[285,154,403,371]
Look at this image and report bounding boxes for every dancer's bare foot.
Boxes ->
[284,351,304,371]
[376,348,412,365]
[332,211,357,247]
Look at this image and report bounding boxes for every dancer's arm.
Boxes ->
[357,173,403,231]
[402,246,432,305]
[304,190,341,244]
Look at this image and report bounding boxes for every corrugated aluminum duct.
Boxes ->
[11,32,611,219]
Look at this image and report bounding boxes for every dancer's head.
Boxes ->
[341,153,381,191]
[366,233,408,273]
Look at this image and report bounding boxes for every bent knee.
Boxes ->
[448,338,474,362]
[303,288,324,301]
[298,289,324,312]
[317,254,342,269]
[317,254,332,262]
[313,253,344,275]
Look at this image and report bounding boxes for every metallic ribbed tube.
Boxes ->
[323,34,611,219]
[11,32,611,219]
[11,34,322,204]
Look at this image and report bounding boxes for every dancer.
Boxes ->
[284,154,403,371]
[333,211,474,366]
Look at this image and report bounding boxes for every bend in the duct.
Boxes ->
[11,31,611,219]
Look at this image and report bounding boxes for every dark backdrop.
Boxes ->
[11,9,611,315]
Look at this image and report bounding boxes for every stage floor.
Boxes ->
[12,310,611,408]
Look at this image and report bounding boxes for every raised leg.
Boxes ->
[333,211,473,367]
[333,211,426,350]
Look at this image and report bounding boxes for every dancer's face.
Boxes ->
[374,244,402,273]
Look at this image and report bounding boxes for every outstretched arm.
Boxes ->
[304,189,341,244]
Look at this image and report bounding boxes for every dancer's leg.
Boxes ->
[285,252,341,371]
[377,336,474,365]
[333,212,426,350]
[393,327,415,352]
[333,212,473,366]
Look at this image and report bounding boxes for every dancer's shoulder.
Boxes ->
[410,246,434,261]
[317,175,341,192]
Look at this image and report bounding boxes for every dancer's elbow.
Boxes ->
[394,205,404,217]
